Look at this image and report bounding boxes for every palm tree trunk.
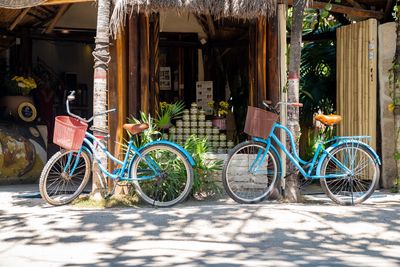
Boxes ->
[285,0,306,202]
[92,0,111,198]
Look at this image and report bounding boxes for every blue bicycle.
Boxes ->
[39,91,194,207]
[222,101,381,205]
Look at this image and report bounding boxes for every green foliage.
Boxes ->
[157,101,185,129]
[128,112,161,147]
[126,113,223,198]
[183,136,223,197]
[300,39,336,125]
[287,5,341,35]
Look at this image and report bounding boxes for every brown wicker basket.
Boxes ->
[244,106,279,139]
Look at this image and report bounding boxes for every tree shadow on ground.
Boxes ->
[1,196,400,266]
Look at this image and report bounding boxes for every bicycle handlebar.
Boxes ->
[263,100,303,108]
[66,91,116,123]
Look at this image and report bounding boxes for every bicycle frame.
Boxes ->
[64,132,157,181]
[252,122,376,180]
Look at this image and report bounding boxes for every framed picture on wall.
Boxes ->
[159,67,171,90]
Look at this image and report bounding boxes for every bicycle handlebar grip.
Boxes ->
[67,91,76,102]
[289,103,303,107]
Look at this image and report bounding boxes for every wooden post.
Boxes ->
[128,14,140,117]
[139,13,150,114]
[266,12,280,104]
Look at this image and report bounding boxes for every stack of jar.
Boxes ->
[168,103,235,153]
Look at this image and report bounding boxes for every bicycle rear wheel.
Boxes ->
[222,141,279,204]
[39,150,91,206]
[320,142,380,205]
[131,143,193,207]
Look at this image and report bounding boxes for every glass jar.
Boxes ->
[205,120,212,127]
[190,107,198,114]
[176,120,183,127]
[191,121,197,127]
[227,140,234,148]
[220,134,226,141]
[183,114,190,121]
[198,121,206,127]
[198,127,205,134]
[212,127,219,134]
[191,128,198,134]
[176,127,183,134]
[183,127,191,134]
[183,121,190,127]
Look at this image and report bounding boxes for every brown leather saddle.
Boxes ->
[314,114,342,126]
[123,123,149,135]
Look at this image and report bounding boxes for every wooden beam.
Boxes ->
[287,0,384,19]
[9,8,31,31]
[43,4,70,34]
[42,0,93,5]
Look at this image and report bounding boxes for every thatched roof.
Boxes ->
[110,0,278,36]
[0,0,46,9]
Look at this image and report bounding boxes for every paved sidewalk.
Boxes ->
[1,184,400,266]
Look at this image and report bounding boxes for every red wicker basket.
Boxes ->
[53,116,88,150]
[244,106,278,139]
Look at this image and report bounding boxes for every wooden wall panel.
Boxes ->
[139,13,150,114]
[266,12,280,104]
[128,14,139,117]
[108,31,128,162]
[337,19,377,149]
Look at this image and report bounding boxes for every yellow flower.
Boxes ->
[388,103,395,113]
[207,101,215,108]
[160,102,168,109]
[219,101,229,109]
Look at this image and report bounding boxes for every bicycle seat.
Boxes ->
[314,114,342,126]
[123,123,149,135]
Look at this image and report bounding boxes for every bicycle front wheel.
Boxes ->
[39,149,91,206]
[320,142,380,205]
[222,141,279,204]
[131,143,193,207]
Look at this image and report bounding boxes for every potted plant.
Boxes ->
[208,100,229,130]
[156,101,185,130]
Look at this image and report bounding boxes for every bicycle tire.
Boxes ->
[39,149,91,206]
[222,141,280,204]
[320,142,380,205]
[131,143,193,207]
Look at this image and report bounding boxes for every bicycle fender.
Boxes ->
[316,140,381,176]
[138,140,196,166]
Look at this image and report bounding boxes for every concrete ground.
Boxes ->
[1,184,400,267]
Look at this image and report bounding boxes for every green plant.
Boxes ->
[126,113,223,198]
[157,101,185,129]
[183,136,223,197]
[128,112,161,147]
